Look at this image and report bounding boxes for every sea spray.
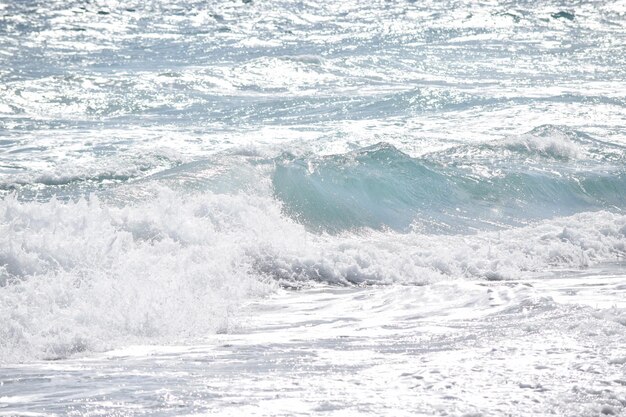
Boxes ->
[1,188,625,361]
[0,190,278,362]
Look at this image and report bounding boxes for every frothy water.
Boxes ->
[1,184,625,363]
[1,0,625,415]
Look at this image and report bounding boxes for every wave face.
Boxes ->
[273,127,626,233]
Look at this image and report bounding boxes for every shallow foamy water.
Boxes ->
[2,267,625,416]
[1,0,626,415]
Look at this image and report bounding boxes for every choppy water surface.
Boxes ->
[1,0,625,416]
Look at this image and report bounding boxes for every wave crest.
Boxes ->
[272,139,626,233]
[1,188,624,362]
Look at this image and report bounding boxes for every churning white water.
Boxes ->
[0,0,625,415]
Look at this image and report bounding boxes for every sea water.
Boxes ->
[0,0,625,415]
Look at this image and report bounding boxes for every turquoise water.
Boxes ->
[273,136,626,233]
[0,0,626,417]
[0,1,625,415]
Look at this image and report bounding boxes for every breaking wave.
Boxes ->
[273,130,626,233]
[1,185,625,362]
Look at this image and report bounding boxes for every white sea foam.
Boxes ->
[1,188,624,362]
[0,190,279,362]
[0,0,625,413]
[257,210,626,285]
[505,129,583,160]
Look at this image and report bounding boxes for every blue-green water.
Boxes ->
[0,2,625,415]
[0,0,626,417]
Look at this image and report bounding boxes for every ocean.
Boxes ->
[0,0,625,415]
